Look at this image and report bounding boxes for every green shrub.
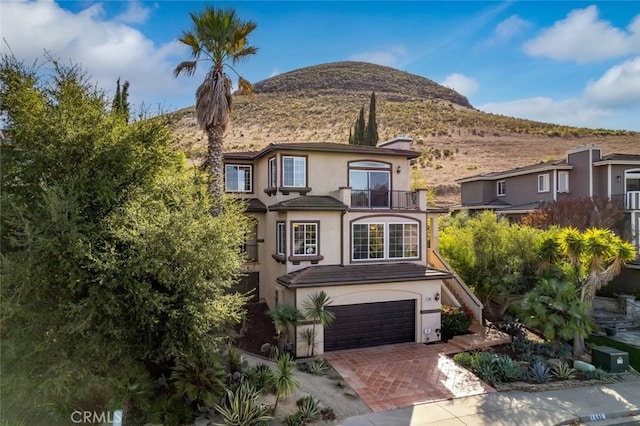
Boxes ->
[283,413,302,426]
[452,352,474,368]
[496,355,524,382]
[245,364,275,394]
[441,305,473,337]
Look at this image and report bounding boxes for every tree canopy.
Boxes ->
[1,54,250,423]
[439,211,543,319]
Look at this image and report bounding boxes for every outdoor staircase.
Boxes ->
[428,248,483,324]
[449,320,511,351]
[591,310,639,334]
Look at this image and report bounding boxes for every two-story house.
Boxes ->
[224,137,482,355]
[455,144,640,267]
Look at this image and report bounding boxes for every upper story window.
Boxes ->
[538,173,550,193]
[268,157,277,188]
[350,161,391,208]
[292,222,317,256]
[282,156,306,187]
[225,164,252,192]
[497,180,506,197]
[557,171,569,193]
[352,222,419,261]
[276,222,286,256]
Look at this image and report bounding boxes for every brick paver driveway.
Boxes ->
[323,342,495,412]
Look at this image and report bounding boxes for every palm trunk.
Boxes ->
[206,125,225,216]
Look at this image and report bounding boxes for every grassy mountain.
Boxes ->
[168,61,639,204]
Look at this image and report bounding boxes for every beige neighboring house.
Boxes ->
[224,137,482,355]
[455,144,640,281]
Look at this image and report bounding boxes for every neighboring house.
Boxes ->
[224,137,482,355]
[455,144,640,263]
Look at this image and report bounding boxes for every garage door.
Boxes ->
[324,299,416,351]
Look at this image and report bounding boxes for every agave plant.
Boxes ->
[529,360,551,384]
[496,355,523,382]
[296,395,320,423]
[245,363,276,394]
[551,362,577,380]
[212,382,272,426]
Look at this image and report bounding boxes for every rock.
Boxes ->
[574,360,595,373]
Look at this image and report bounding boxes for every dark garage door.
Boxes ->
[324,299,415,351]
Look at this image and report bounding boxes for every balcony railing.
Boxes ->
[351,190,418,209]
[241,244,258,262]
[627,191,640,210]
[611,191,640,210]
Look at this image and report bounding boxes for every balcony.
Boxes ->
[351,189,418,210]
[611,192,640,210]
[627,191,640,210]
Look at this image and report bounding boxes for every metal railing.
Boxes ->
[351,190,418,209]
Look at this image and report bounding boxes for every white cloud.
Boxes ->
[0,0,187,111]
[114,2,156,25]
[479,57,640,130]
[441,73,478,97]
[479,97,610,128]
[348,45,407,67]
[523,6,640,63]
[585,56,640,107]
[494,15,532,41]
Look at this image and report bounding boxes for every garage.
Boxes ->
[324,299,416,351]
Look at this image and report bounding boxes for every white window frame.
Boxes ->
[351,222,419,261]
[497,180,506,197]
[276,222,286,256]
[268,157,277,188]
[225,164,252,193]
[292,222,317,256]
[388,223,419,259]
[557,171,569,193]
[538,173,550,193]
[282,156,306,188]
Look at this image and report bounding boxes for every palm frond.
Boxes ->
[173,61,198,78]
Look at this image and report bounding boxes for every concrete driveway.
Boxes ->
[324,342,495,412]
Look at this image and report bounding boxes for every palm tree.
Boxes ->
[539,227,636,355]
[301,291,336,356]
[269,304,302,352]
[272,353,298,414]
[173,5,257,214]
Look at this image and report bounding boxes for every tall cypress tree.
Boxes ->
[365,92,378,146]
[356,106,366,145]
[111,78,130,122]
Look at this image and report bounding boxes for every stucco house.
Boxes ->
[224,137,481,355]
[455,144,640,275]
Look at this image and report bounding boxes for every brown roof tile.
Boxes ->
[277,263,452,288]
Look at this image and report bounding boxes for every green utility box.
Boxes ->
[591,346,629,373]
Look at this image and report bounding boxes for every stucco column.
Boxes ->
[417,189,428,211]
[429,214,439,251]
[337,186,351,207]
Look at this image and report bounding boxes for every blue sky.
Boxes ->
[2,1,640,130]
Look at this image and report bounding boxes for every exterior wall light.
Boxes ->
[434,292,440,302]
[396,165,402,174]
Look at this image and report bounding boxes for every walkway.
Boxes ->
[342,374,640,426]
[323,342,494,412]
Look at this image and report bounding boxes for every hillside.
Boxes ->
[167,61,639,205]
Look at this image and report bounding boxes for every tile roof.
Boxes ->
[277,263,452,288]
[224,142,419,160]
[456,159,571,183]
[245,198,267,212]
[598,153,640,162]
[268,195,347,211]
